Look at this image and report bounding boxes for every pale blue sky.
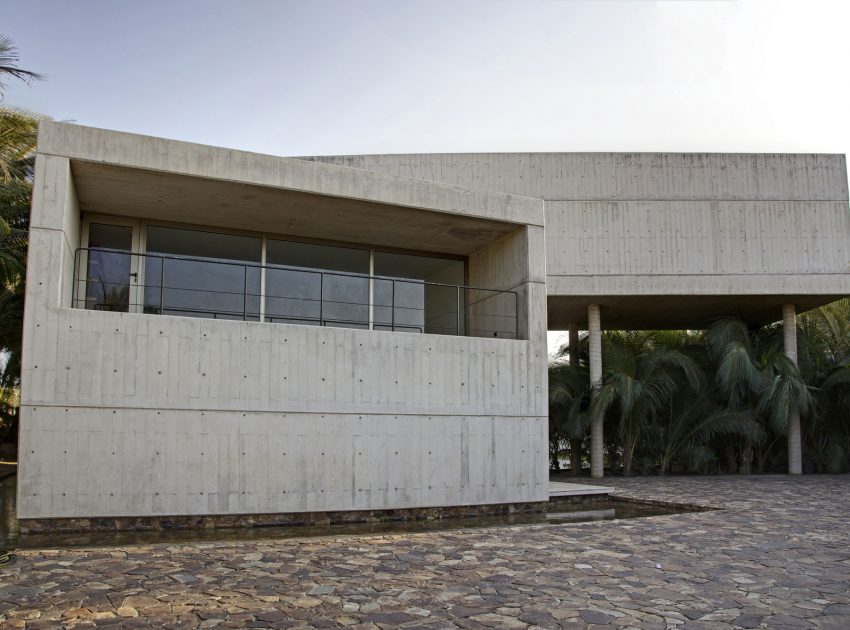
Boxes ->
[5,0,850,352]
[7,0,850,157]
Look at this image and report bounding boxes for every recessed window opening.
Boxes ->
[76,217,516,337]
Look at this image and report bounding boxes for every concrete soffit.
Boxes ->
[35,122,545,229]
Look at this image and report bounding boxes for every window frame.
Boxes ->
[79,214,143,313]
[79,213,469,331]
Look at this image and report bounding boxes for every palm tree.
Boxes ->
[549,359,591,475]
[0,37,44,450]
[0,35,43,98]
[708,318,813,472]
[593,331,702,476]
[549,311,848,476]
[797,299,850,472]
[654,388,765,474]
[0,107,40,183]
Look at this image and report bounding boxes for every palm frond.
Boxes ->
[0,35,44,97]
[0,107,43,181]
[715,341,762,402]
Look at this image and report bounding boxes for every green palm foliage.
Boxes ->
[548,306,849,475]
[0,35,43,97]
[548,358,591,474]
[0,107,40,182]
[592,331,702,476]
[798,299,850,472]
[0,36,43,446]
[0,180,29,390]
[0,114,39,385]
[706,318,812,472]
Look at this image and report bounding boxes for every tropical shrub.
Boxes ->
[549,302,850,475]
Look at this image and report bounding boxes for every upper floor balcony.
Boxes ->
[29,123,546,346]
[71,220,519,339]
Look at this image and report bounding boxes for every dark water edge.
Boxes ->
[0,474,15,550]
[1,474,697,551]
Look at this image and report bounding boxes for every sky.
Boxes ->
[5,0,850,354]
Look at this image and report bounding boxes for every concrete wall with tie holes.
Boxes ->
[17,124,549,522]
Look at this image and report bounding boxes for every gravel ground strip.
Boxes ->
[1,475,848,629]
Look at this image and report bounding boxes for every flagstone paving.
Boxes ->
[1,475,849,629]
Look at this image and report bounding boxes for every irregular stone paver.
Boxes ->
[2,475,849,628]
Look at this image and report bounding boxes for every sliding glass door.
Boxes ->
[82,220,141,312]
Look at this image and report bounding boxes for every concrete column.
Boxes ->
[588,304,604,479]
[568,323,579,366]
[783,303,803,475]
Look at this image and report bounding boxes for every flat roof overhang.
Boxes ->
[70,160,525,255]
[39,122,544,256]
[548,292,849,330]
[547,266,850,329]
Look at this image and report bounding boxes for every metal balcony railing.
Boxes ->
[72,248,519,339]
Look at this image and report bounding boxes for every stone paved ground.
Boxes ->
[1,475,849,629]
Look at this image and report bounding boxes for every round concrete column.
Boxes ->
[783,303,803,475]
[588,304,604,478]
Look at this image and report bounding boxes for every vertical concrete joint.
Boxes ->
[783,303,802,475]
[588,304,604,479]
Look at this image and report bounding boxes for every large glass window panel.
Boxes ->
[266,240,369,329]
[144,226,261,320]
[373,252,465,335]
[85,223,133,312]
[263,267,322,326]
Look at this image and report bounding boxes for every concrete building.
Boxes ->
[17,123,850,529]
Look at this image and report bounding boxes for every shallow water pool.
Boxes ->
[0,472,701,550]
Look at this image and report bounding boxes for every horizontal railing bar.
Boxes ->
[77,247,518,296]
[84,303,517,337]
[82,295,515,321]
[75,280,515,317]
[76,247,520,337]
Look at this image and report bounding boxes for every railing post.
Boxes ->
[515,291,519,340]
[159,257,165,315]
[72,248,79,308]
[391,280,395,331]
[319,272,324,326]
[456,285,461,336]
[368,250,374,330]
[243,265,248,320]
[259,237,267,323]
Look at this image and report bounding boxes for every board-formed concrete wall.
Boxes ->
[299,152,848,202]
[18,128,549,521]
[303,153,850,327]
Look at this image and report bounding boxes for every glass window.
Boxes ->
[374,252,465,335]
[82,218,472,335]
[144,226,261,320]
[85,223,133,312]
[265,240,369,328]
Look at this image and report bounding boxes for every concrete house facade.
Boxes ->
[17,123,850,530]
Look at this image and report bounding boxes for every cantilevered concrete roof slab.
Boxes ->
[36,123,544,256]
[302,152,850,329]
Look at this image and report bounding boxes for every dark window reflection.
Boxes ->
[266,240,369,329]
[374,252,465,335]
[84,223,471,334]
[144,226,261,320]
[85,223,133,312]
